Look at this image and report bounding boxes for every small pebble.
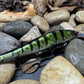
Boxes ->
[0,63,15,84]
[2,21,33,38]
[20,26,41,43]
[44,10,70,25]
[0,32,20,55]
[60,22,74,30]
[65,38,84,74]
[76,11,84,23]
[31,15,50,31]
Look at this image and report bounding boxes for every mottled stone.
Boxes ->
[44,10,70,25]
[9,79,39,84]
[0,32,20,55]
[40,56,84,84]
[75,24,84,33]
[76,11,84,23]
[65,38,84,74]
[0,63,15,84]
[31,15,50,31]
[20,26,41,43]
[60,22,74,30]
[0,23,5,31]
[2,21,33,38]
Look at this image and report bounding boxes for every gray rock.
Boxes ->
[44,10,70,25]
[0,23,5,31]
[31,15,50,31]
[0,32,20,55]
[20,26,41,43]
[65,38,84,74]
[2,21,33,38]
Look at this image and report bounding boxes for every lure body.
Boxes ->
[0,30,77,61]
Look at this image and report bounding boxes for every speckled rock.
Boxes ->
[0,23,5,31]
[0,63,15,84]
[44,10,70,25]
[75,24,84,33]
[20,26,41,43]
[31,15,50,31]
[76,11,84,23]
[9,79,39,84]
[65,38,84,74]
[0,32,20,55]
[60,22,74,30]
[2,21,33,38]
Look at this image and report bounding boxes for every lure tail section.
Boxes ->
[0,30,78,62]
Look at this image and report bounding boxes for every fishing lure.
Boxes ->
[0,30,78,62]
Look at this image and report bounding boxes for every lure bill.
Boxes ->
[0,30,78,62]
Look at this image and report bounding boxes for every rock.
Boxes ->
[40,56,84,84]
[22,58,41,73]
[60,22,74,30]
[0,32,20,55]
[44,10,70,25]
[2,21,33,38]
[76,11,84,23]
[9,79,39,84]
[20,26,41,43]
[31,15,50,31]
[0,63,15,84]
[74,24,84,33]
[65,38,84,74]
[0,23,6,31]
[68,14,76,27]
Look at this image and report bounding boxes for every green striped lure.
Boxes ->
[0,30,78,62]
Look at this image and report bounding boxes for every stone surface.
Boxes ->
[0,32,20,55]
[60,22,74,30]
[40,56,84,84]
[2,21,33,38]
[0,23,6,31]
[65,38,84,74]
[76,11,84,23]
[20,26,41,43]
[9,79,39,84]
[75,24,84,33]
[31,15,50,31]
[44,10,70,25]
[68,14,76,27]
[0,63,15,84]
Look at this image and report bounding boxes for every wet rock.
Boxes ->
[2,21,33,38]
[9,79,39,84]
[0,23,5,31]
[68,14,76,27]
[31,15,50,31]
[76,11,84,23]
[44,10,70,25]
[60,22,74,30]
[20,26,41,43]
[0,63,15,84]
[0,32,20,55]
[65,38,84,74]
[74,24,84,33]
[40,56,84,84]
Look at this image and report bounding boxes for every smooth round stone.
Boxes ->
[75,24,84,33]
[0,63,15,84]
[0,32,20,55]
[65,38,84,74]
[60,22,74,30]
[9,79,39,84]
[2,21,33,38]
[44,10,70,25]
[20,26,41,43]
[76,11,84,23]
[0,23,5,31]
[31,15,50,31]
